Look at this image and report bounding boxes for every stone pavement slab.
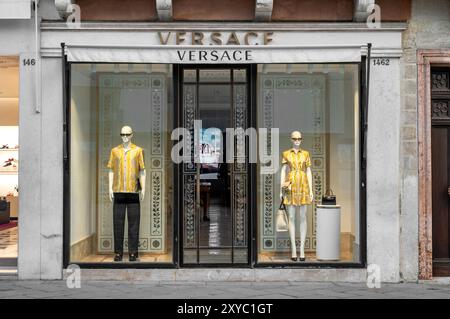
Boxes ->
[0,280,450,299]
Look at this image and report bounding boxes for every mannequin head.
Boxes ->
[120,126,133,144]
[291,131,302,149]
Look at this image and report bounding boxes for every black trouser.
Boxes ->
[113,193,140,255]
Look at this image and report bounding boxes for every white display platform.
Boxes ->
[316,205,341,261]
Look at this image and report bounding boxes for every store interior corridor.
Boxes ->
[0,56,19,270]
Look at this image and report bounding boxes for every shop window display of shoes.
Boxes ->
[1,158,18,170]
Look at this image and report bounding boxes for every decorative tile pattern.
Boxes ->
[98,74,166,253]
[124,238,149,250]
[263,175,274,236]
[182,82,197,251]
[276,238,311,250]
[151,171,162,236]
[275,78,310,89]
[233,83,248,249]
[151,88,163,155]
[150,239,162,250]
[234,84,247,171]
[98,88,114,241]
[100,238,112,250]
[183,85,196,173]
[261,78,275,242]
[311,77,326,241]
[260,74,326,253]
[234,174,247,247]
[183,174,196,248]
[149,76,166,252]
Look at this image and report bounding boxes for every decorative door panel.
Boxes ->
[180,67,250,265]
[431,67,450,276]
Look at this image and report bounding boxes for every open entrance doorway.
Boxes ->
[0,56,19,270]
[178,66,252,266]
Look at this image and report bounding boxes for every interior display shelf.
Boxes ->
[0,171,18,175]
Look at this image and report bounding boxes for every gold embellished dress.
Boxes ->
[282,148,312,206]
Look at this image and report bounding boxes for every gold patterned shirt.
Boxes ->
[282,148,312,206]
[107,143,145,193]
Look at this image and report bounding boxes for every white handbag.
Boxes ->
[276,197,289,232]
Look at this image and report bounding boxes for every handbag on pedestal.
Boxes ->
[321,189,336,205]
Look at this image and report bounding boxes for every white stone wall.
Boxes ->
[0,1,63,280]
[367,58,401,283]
[399,0,450,282]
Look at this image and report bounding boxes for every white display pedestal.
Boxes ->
[316,205,341,261]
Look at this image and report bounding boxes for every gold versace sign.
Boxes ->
[157,31,274,46]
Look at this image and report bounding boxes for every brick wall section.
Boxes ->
[271,0,353,21]
[399,0,450,281]
[77,0,157,21]
[73,0,411,22]
[172,0,255,21]
[376,0,411,21]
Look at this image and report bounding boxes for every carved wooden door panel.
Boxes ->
[431,67,450,276]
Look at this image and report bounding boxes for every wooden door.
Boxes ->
[431,67,450,276]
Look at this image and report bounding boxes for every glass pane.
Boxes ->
[183,69,196,83]
[197,84,232,264]
[199,70,230,83]
[233,69,246,82]
[181,69,249,265]
[70,63,173,264]
[183,250,197,264]
[257,64,360,264]
[199,249,232,264]
[0,56,19,263]
[233,249,248,264]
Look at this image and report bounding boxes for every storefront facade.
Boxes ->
[8,0,450,282]
[12,17,401,281]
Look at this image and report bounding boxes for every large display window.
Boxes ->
[66,61,365,267]
[257,64,362,264]
[69,64,173,264]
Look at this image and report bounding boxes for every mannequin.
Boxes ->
[280,131,314,262]
[108,126,146,262]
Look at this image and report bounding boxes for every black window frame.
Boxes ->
[62,47,369,270]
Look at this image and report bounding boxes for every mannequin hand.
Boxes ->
[109,190,114,202]
[140,189,145,202]
[309,191,314,202]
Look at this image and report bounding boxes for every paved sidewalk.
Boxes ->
[1,279,450,299]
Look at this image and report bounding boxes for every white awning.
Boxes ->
[65,44,367,64]
[0,0,31,19]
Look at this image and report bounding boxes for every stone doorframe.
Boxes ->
[418,49,450,280]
